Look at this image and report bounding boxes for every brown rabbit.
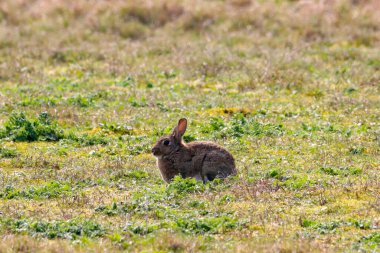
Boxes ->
[152,118,237,183]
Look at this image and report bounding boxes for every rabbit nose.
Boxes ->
[152,147,160,156]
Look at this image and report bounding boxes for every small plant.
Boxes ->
[166,176,205,195]
[1,112,64,142]
[357,232,380,250]
[126,223,163,235]
[188,200,206,208]
[200,114,284,139]
[110,170,150,181]
[125,170,149,180]
[115,76,135,87]
[344,87,357,94]
[95,195,167,217]
[128,96,147,107]
[346,219,372,230]
[282,175,314,190]
[176,215,244,234]
[126,170,149,179]
[95,203,120,216]
[320,167,340,176]
[266,169,283,179]
[320,167,362,176]
[0,146,18,158]
[201,117,225,133]
[3,218,105,240]
[316,221,340,234]
[0,181,72,199]
[67,95,92,107]
[228,113,283,138]
[67,133,109,146]
[100,122,134,135]
[300,218,317,228]
[217,195,235,205]
[349,146,365,155]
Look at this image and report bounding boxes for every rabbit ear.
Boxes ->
[173,118,187,141]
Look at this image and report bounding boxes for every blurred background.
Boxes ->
[1,0,379,85]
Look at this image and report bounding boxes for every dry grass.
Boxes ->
[0,0,379,252]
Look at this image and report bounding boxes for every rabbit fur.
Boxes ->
[152,118,237,183]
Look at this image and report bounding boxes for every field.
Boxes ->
[0,0,379,252]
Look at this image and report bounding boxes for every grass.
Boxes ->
[0,0,379,252]
[0,112,65,141]
[1,218,105,240]
[0,181,73,199]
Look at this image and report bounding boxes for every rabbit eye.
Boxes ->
[163,140,170,146]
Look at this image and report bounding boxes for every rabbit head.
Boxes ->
[152,118,187,158]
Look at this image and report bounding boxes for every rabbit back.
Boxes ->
[188,141,236,181]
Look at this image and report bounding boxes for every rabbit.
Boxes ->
[152,118,237,183]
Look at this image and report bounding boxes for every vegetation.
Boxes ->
[1,218,105,240]
[0,0,379,252]
[0,112,65,141]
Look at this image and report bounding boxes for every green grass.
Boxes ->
[0,181,73,199]
[1,218,105,240]
[0,112,65,142]
[0,0,379,252]
[0,146,18,158]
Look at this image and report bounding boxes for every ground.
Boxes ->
[0,0,379,252]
